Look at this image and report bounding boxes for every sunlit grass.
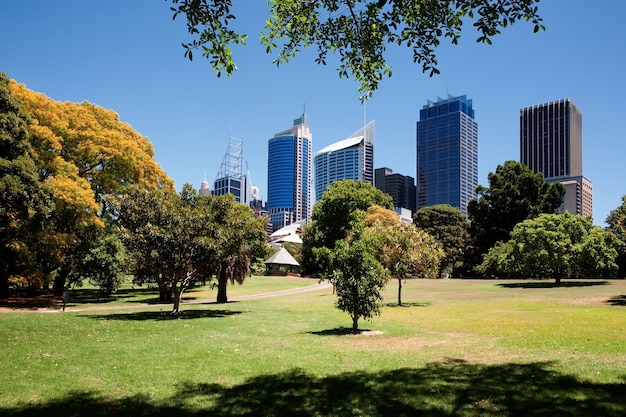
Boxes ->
[1,277,625,415]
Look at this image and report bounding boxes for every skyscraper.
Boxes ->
[374,167,416,214]
[267,113,312,231]
[212,134,250,204]
[313,120,374,200]
[416,94,478,215]
[520,98,592,217]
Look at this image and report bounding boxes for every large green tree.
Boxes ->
[414,204,469,277]
[301,180,392,275]
[606,195,626,277]
[0,73,53,298]
[466,160,564,274]
[116,184,267,312]
[170,0,544,98]
[479,213,619,285]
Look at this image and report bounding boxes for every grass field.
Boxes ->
[0,277,625,416]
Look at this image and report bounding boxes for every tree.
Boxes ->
[466,160,564,274]
[478,213,619,285]
[0,73,53,298]
[301,180,392,275]
[364,205,443,305]
[170,0,544,98]
[116,184,267,312]
[8,78,173,295]
[327,220,389,330]
[606,195,626,276]
[414,204,469,277]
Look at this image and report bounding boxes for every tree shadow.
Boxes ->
[308,327,378,336]
[77,309,242,321]
[2,359,625,416]
[498,280,609,289]
[606,295,626,306]
[384,301,432,308]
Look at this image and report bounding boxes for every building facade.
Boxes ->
[374,167,417,214]
[520,98,592,217]
[416,94,478,215]
[267,114,313,230]
[313,121,375,200]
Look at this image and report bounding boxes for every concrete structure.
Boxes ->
[520,99,593,217]
[313,121,375,200]
[267,113,313,231]
[416,94,478,215]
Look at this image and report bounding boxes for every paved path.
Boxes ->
[0,281,334,313]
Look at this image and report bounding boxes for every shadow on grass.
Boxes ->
[607,295,626,306]
[77,309,242,321]
[2,359,625,416]
[384,301,432,308]
[498,280,609,289]
[309,327,377,336]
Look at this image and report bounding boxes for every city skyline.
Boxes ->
[2,1,625,226]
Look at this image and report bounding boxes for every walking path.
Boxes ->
[0,281,333,313]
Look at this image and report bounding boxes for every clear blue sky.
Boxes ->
[2,1,625,226]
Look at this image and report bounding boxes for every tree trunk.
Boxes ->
[0,258,9,299]
[172,285,183,315]
[53,274,66,296]
[158,283,172,302]
[352,315,359,331]
[555,276,562,287]
[397,277,403,306]
[217,266,228,303]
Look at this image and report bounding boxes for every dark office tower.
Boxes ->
[416,95,478,215]
[520,99,592,217]
[374,167,417,214]
[267,113,313,231]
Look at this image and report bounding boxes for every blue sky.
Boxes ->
[1,1,625,226]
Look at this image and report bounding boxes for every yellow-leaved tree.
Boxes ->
[9,80,173,294]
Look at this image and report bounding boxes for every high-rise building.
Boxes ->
[267,113,313,231]
[374,167,416,214]
[416,94,478,215]
[520,98,592,217]
[313,121,375,200]
[212,134,250,204]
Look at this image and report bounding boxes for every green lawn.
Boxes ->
[1,277,625,416]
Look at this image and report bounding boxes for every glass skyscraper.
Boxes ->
[313,121,374,200]
[267,113,312,231]
[520,98,592,217]
[416,95,478,214]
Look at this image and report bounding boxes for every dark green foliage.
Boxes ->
[170,0,544,98]
[328,231,389,331]
[414,204,469,277]
[116,183,268,312]
[479,213,619,284]
[301,180,392,275]
[57,223,127,294]
[606,195,626,276]
[466,160,565,274]
[0,72,52,298]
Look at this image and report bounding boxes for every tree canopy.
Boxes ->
[414,204,469,277]
[606,195,626,276]
[479,213,619,284]
[170,0,544,98]
[1,76,174,297]
[466,160,565,274]
[0,73,53,298]
[301,180,392,275]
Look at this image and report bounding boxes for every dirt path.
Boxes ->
[0,281,333,313]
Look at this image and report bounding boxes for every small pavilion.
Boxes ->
[264,247,301,277]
